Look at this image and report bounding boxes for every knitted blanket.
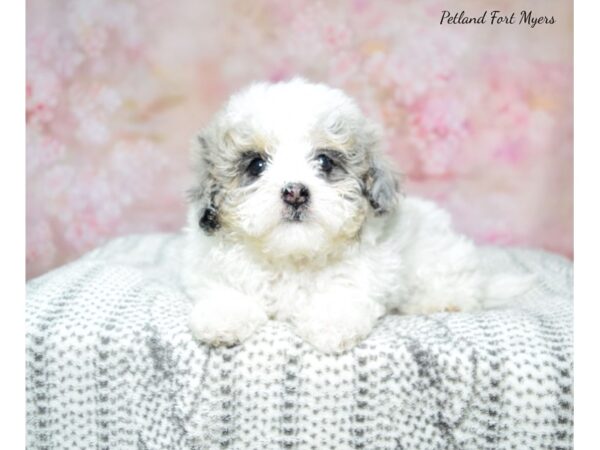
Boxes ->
[26,233,573,450]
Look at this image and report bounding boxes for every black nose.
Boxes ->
[282,182,310,207]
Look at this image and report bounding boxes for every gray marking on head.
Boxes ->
[315,110,401,214]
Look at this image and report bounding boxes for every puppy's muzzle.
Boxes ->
[282,182,310,208]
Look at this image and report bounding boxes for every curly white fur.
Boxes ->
[182,78,529,353]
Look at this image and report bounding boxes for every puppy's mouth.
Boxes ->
[282,205,309,223]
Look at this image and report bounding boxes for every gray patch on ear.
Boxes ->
[188,133,222,234]
[199,202,220,233]
[363,160,401,215]
[186,183,221,234]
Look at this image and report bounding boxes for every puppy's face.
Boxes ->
[190,79,399,261]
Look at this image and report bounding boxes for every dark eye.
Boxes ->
[247,157,267,177]
[317,154,334,173]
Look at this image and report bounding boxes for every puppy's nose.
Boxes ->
[282,182,310,207]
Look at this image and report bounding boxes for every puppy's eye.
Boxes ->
[247,157,267,177]
[317,154,334,174]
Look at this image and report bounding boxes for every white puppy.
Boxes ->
[183,79,524,353]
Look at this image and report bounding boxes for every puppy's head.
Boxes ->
[189,79,399,261]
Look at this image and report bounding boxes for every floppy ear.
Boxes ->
[358,120,401,215]
[363,154,401,215]
[187,134,223,234]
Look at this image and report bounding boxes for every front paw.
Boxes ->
[188,289,268,347]
[291,296,385,354]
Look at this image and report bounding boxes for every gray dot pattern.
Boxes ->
[26,233,573,449]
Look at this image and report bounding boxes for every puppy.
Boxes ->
[182,78,526,353]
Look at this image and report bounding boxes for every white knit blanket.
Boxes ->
[26,233,573,449]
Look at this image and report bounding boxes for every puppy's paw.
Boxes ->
[400,271,484,315]
[292,295,385,354]
[401,290,481,315]
[188,288,268,347]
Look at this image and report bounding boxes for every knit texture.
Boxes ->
[26,233,573,450]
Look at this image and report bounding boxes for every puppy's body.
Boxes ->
[183,79,520,353]
[183,196,482,352]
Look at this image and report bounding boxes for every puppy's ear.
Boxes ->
[363,155,401,215]
[358,120,401,215]
[188,133,223,234]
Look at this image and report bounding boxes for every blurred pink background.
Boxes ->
[26,0,573,279]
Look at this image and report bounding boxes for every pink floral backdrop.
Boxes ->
[26,0,573,279]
